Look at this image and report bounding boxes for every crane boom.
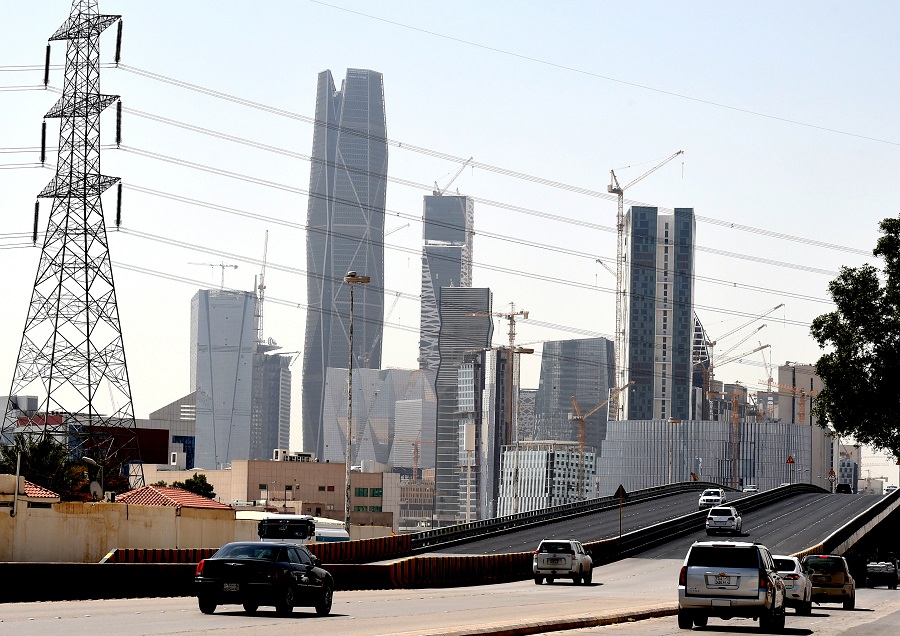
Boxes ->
[434,156,473,195]
[607,150,683,422]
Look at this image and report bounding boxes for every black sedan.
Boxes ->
[194,541,333,616]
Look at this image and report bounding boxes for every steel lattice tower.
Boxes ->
[1,0,143,486]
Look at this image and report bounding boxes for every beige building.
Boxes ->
[143,459,401,532]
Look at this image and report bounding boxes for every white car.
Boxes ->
[742,484,759,493]
[698,488,726,510]
[885,484,898,496]
[705,506,742,535]
[774,554,812,615]
[533,539,593,585]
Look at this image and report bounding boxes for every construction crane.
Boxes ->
[761,381,819,425]
[608,150,684,422]
[433,157,473,195]
[569,381,634,500]
[730,383,742,489]
[256,231,269,345]
[385,223,410,237]
[189,261,238,290]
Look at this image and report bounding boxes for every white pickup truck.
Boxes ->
[533,539,593,585]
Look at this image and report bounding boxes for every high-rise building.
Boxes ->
[533,338,615,454]
[621,207,695,420]
[192,289,292,469]
[302,68,388,459]
[433,287,493,526]
[418,195,474,373]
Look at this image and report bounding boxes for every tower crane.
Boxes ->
[760,381,819,425]
[608,150,683,422]
[433,157,473,195]
[569,381,633,500]
[189,261,238,290]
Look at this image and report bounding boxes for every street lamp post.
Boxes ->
[344,271,370,532]
[83,456,103,500]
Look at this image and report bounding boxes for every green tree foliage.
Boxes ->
[811,216,900,458]
[151,480,168,487]
[0,433,87,500]
[172,473,216,499]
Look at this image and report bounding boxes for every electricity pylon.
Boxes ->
[1,0,143,487]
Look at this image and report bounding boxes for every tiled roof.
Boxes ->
[23,480,59,499]
[115,486,232,510]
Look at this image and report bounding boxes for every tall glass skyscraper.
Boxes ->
[622,207,695,420]
[418,194,474,373]
[302,69,388,458]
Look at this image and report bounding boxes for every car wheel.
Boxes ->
[242,602,258,614]
[275,586,295,616]
[583,569,592,585]
[694,614,708,627]
[534,575,543,585]
[677,608,693,629]
[547,576,555,584]
[573,574,582,585]
[843,594,855,610]
[315,583,333,616]
[198,597,217,615]
[798,599,812,616]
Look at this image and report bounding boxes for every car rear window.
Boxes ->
[773,558,796,571]
[805,557,845,573]
[687,546,760,568]
[215,544,280,561]
[708,508,732,516]
[539,542,574,554]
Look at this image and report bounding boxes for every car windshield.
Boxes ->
[702,490,719,497]
[214,544,280,561]
[805,557,845,573]
[774,558,796,572]
[688,546,759,568]
[539,542,574,554]
[708,508,733,516]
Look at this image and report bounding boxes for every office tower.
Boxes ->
[192,290,292,469]
[621,207,695,420]
[533,338,615,453]
[497,441,596,515]
[302,68,388,459]
[418,195,474,373]
[192,290,257,469]
[433,288,493,526]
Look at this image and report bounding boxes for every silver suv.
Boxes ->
[678,541,786,631]
[533,539,593,585]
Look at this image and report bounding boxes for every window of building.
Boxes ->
[327,485,335,492]
[355,487,369,497]
[370,506,383,512]
[259,484,267,490]
[318,486,325,491]
[371,487,383,498]
[354,506,368,512]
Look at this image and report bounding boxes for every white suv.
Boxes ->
[533,539,593,585]
[698,488,726,510]
[678,540,786,631]
[706,506,742,536]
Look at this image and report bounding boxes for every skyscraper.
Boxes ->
[302,69,388,458]
[533,337,615,453]
[419,194,474,373]
[433,287,493,526]
[621,207,695,420]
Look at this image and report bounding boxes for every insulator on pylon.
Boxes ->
[40,121,47,164]
[43,44,51,87]
[116,101,122,147]
[116,182,122,228]
[33,201,39,245]
[114,21,122,66]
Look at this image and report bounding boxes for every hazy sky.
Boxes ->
[1,1,898,473]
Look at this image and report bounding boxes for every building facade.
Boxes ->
[533,337,615,454]
[433,287,493,526]
[622,207,695,421]
[302,68,388,459]
[418,194,474,374]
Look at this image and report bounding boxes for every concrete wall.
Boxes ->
[0,502,258,563]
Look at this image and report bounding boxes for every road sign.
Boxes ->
[786,455,795,464]
[614,484,627,500]
[828,469,835,476]
[828,474,837,483]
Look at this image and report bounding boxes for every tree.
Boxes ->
[151,480,168,487]
[0,433,87,500]
[811,216,900,458]
[172,473,216,499]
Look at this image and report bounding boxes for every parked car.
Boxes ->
[774,555,812,615]
[698,488,727,510]
[802,554,855,609]
[742,485,760,493]
[533,539,593,585]
[835,483,853,494]
[677,540,786,631]
[706,506,742,536]
[865,556,899,589]
[194,541,334,616]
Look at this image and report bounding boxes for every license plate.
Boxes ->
[223,582,239,592]
[547,558,562,564]
[715,575,730,585]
